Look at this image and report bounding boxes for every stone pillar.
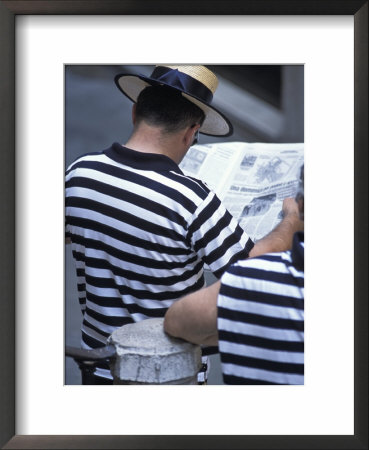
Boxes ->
[108,318,202,384]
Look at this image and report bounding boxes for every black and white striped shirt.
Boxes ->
[66,143,254,378]
[218,232,304,385]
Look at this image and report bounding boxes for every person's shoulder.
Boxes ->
[66,150,106,172]
[222,251,290,281]
[236,251,289,268]
[169,171,212,199]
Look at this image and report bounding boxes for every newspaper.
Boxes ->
[180,142,304,242]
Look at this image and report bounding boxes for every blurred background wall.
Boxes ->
[65,64,304,384]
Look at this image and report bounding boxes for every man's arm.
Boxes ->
[249,197,303,258]
[164,281,220,346]
[164,197,303,344]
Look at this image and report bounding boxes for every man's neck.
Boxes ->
[124,125,188,164]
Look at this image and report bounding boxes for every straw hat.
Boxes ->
[115,65,233,137]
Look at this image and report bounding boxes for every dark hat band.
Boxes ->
[149,66,214,104]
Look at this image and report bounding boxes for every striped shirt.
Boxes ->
[218,232,304,385]
[66,143,254,379]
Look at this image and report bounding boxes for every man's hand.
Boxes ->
[282,197,300,219]
[249,197,303,258]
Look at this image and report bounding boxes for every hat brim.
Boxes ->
[115,73,233,137]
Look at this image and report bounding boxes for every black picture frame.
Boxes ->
[0,1,367,449]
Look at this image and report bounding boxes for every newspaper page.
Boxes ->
[180,142,304,242]
[179,142,245,195]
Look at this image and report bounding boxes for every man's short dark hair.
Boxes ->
[135,85,205,134]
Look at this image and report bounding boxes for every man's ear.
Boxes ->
[184,123,200,147]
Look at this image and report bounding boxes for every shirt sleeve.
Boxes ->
[187,191,254,279]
